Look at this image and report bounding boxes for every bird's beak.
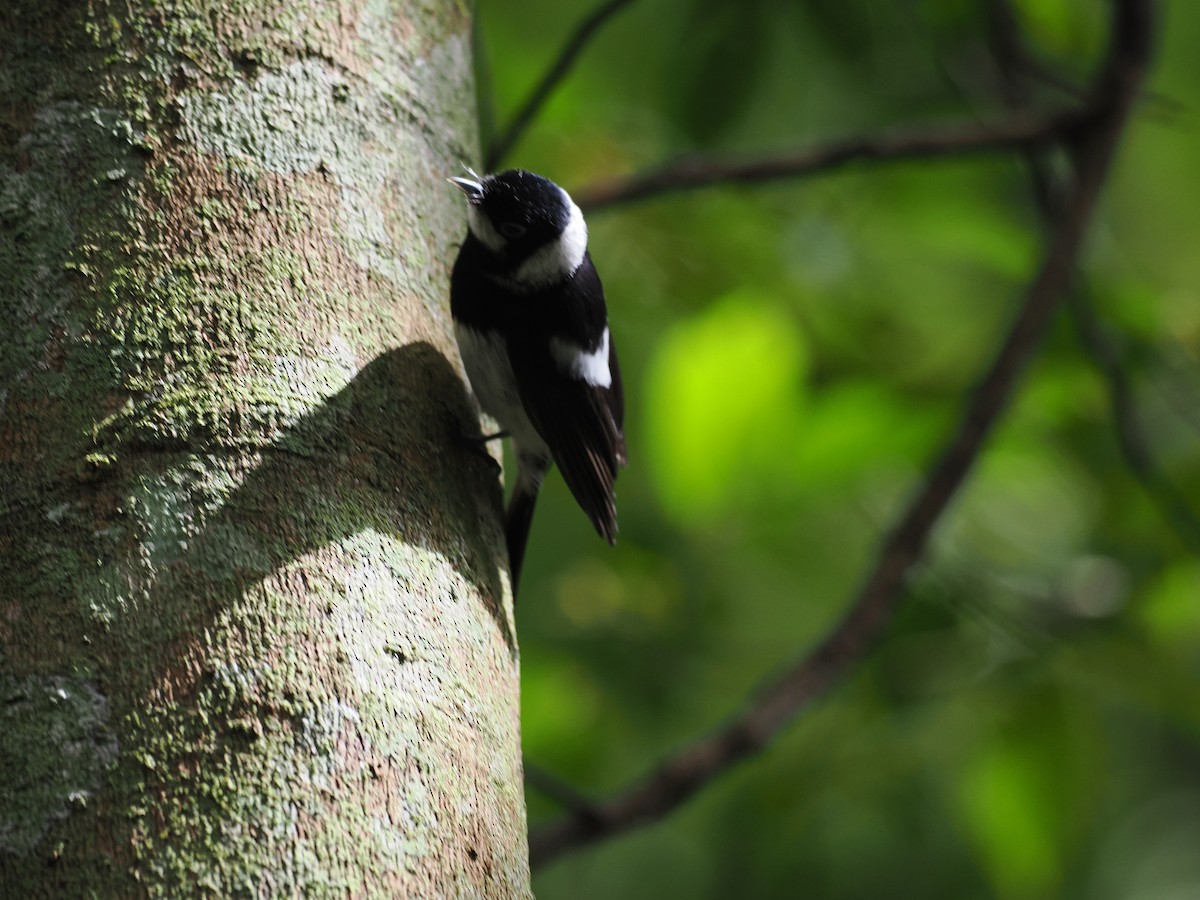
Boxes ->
[448,176,485,204]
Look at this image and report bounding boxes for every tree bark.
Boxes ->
[0,1,529,896]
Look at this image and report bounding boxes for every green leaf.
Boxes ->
[644,291,807,525]
[1009,0,1106,59]
[1139,561,1200,650]
[956,738,1062,899]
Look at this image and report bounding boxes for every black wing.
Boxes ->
[507,328,626,543]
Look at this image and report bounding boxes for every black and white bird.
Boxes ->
[449,169,626,597]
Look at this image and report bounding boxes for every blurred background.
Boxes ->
[472,1,1200,897]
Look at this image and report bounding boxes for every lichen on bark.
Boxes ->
[2,0,529,896]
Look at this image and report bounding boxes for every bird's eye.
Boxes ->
[499,222,527,239]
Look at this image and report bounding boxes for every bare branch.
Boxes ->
[484,0,638,171]
[575,108,1088,212]
[529,0,1157,868]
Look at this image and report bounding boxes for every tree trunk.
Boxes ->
[0,1,530,896]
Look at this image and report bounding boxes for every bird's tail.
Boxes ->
[504,458,546,602]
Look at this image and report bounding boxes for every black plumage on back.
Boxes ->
[449,169,625,597]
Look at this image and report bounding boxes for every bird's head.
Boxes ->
[449,168,588,287]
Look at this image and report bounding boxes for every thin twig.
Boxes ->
[575,108,1089,211]
[529,0,1156,868]
[984,0,1072,217]
[524,762,604,821]
[484,0,638,171]
[985,0,1200,553]
[983,0,1088,103]
[1068,290,1200,553]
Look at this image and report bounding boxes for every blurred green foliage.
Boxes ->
[473,0,1200,897]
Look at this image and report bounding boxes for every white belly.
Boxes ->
[455,323,548,455]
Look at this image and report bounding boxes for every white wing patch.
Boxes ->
[551,327,612,388]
